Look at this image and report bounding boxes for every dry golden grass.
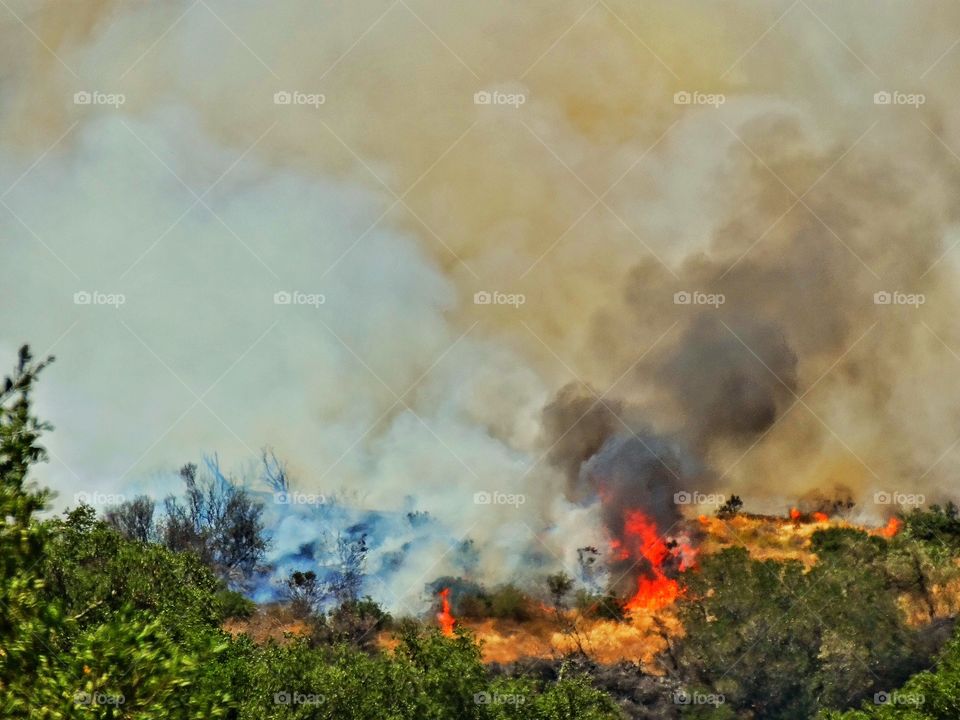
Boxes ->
[230,513,958,667]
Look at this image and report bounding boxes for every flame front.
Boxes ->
[618,510,696,613]
[878,517,903,538]
[437,588,455,636]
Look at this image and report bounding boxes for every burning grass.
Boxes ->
[231,508,943,673]
[410,509,934,666]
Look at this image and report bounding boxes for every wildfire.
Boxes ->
[790,507,801,521]
[617,511,697,613]
[437,588,456,636]
[812,512,829,522]
[878,516,903,538]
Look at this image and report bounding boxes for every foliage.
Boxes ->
[546,571,575,611]
[715,495,743,519]
[574,590,628,622]
[900,503,960,549]
[438,580,536,622]
[0,346,230,717]
[106,459,269,588]
[822,624,960,720]
[162,460,268,583]
[309,596,392,651]
[42,504,228,636]
[199,625,621,720]
[216,588,257,619]
[104,494,157,542]
[0,345,59,712]
[676,535,930,719]
[489,584,534,622]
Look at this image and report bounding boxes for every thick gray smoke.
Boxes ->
[657,316,798,452]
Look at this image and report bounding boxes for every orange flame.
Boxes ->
[617,511,696,613]
[812,512,829,522]
[878,516,902,538]
[437,588,455,636]
[789,507,801,521]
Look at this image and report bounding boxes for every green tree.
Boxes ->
[0,345,230,718]
[822,625,960,720]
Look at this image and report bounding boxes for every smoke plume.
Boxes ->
[3,0,960,608]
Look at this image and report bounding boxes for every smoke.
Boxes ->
[3,0,960,607]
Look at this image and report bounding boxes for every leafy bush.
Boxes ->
[822,623,960,720]
[217,588,257,620]
[489,584,534,622]
[676,541,928,719]
[574,591,628,622]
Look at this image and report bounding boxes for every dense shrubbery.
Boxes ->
[822,629,960,720]
[105,458,268,587]
[447,580,537,622]
[674,521,960,719]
